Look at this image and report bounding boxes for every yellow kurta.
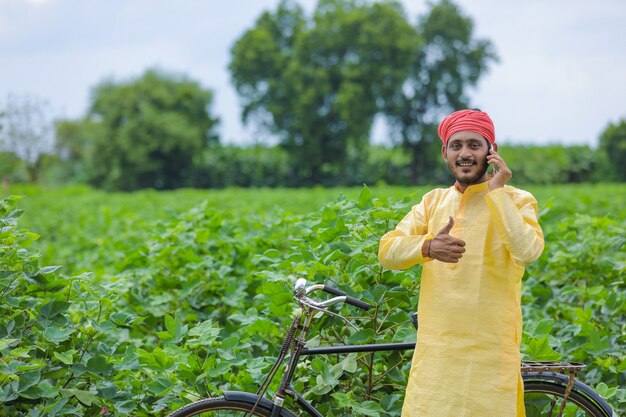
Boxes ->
[378,181,544,417]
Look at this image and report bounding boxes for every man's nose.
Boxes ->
[459,145,472,157]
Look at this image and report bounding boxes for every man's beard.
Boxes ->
[448,156,489,185]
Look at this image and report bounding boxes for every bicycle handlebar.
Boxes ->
[293,278,371,311]
[344,295,371,311]
[322,285,345,297]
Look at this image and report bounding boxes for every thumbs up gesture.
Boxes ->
[428,216,466,263]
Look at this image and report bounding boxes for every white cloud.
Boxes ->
[0,0,50,4]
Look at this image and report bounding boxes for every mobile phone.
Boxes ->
[487,142,497,175]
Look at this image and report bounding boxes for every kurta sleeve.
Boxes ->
[484,187,544,266]
[378,197,434,270]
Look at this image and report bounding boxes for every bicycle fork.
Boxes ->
[270,311,314,417]
[246,310,315,417]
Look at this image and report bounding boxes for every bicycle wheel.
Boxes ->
[166,395,298,417]
[523,373,614,417]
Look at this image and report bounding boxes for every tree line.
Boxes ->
[0,0,624,190]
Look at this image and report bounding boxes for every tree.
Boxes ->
[384,0,497,183]
[83,69,219,190]
[230,0,418,185]
[53,118,101,183]
[598,118,626,181]
[0,93,55,182]
[0,151,26,185]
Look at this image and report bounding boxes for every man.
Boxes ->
[378,109,544,416]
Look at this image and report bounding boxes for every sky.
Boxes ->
[1,0,625,148]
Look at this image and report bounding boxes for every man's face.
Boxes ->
[442,131,490,185]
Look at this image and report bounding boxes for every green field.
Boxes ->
[1,183,625,416]
[8,183,626,272]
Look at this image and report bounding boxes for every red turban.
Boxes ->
[437,109,496,145]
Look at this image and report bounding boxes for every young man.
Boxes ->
[378,109,544,416]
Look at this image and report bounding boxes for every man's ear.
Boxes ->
[492,143,498,152]
[442,144,447,159]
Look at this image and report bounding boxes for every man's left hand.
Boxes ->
[487,148,512,189]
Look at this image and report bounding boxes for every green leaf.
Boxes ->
[0,388,18,403]
[187,320,220,348]
[17,369,41,392]
[392,327,417,343]
[36,381,59,398]
[383,286,412,307]
[114,399,137,414]
[357,185,372,209]
[17,362,45,371]
[35,265,62,275]
[18,385,45,400]
[110,311,140,327]
[54,350,75,365]
[195,228,210,243]
[87,356,113,374]
[262,281,292,306]
[528,318,554,337]
[312,363,342,395]
[156,330,173,341]
[42,326,75,343]
[206,359,231,377]
[347,328,375,344]
[39,300,70,319]
[147,377,173,395]
[321,207,338,222]
[582,328,612,356]
[136,347,175,371]
[595,382,618,399]
[524,337,562,361]
[60,388,97,406]
[340,353,358,373]
[380,394,402,413]
[157,314,188,342]
[348,400,383,417]
[331,392,383,417]
[0,338,18,350]
[165,314,182,336]
[10,346,31,358]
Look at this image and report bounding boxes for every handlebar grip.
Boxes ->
[345,296,371,311]
[323,285,346,297]
[323,285,370,311]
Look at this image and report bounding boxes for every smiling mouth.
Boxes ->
[456,161,476,167]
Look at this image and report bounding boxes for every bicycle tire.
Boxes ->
[166,395,298,417]
[523,373,615,417]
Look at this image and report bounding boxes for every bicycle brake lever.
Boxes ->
[300,299,359,331]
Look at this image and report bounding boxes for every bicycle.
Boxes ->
[166,279,616,417]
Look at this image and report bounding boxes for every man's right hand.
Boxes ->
[428,216,466,263]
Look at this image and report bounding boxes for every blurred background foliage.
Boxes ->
[0,0,623,191]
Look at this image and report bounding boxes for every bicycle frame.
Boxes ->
[256,308,417,417]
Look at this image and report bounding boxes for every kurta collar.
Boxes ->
[454,180,490,195]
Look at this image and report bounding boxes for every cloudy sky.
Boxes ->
[1,0,625,147]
